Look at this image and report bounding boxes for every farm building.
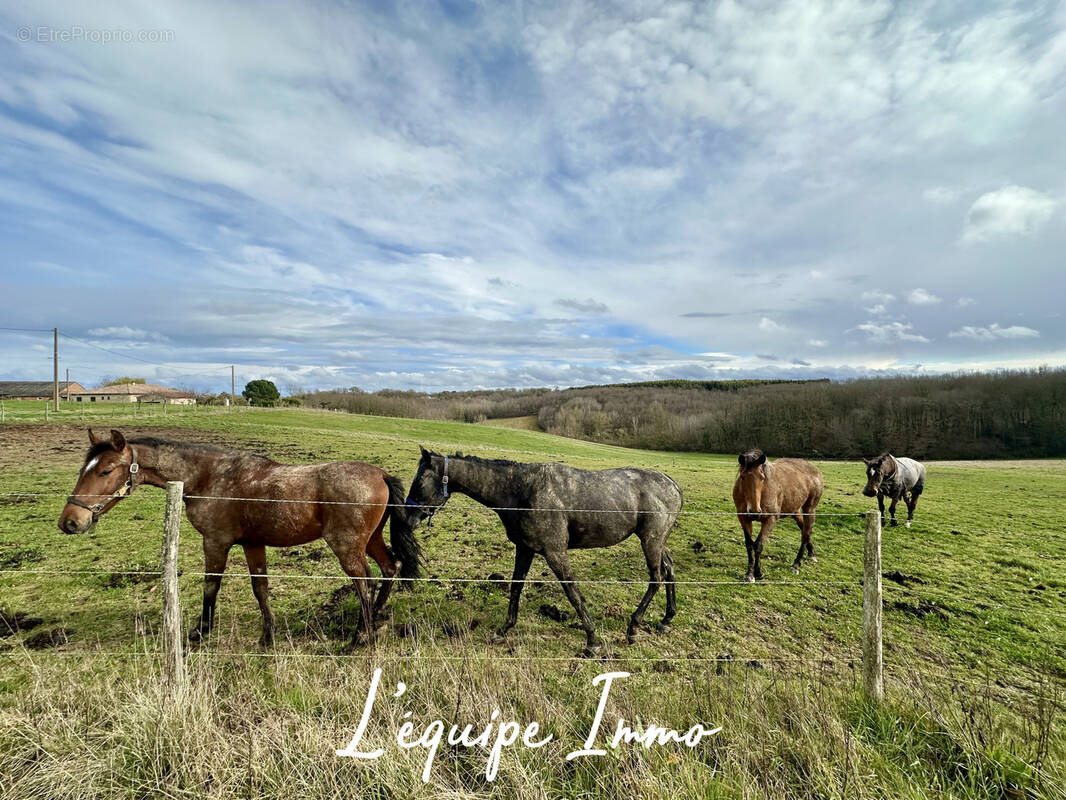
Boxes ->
[0,381,85,400]
[68,383,196,405]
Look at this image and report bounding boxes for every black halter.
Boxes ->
[67,450,141,522]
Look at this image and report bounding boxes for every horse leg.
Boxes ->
[659,548,676,631]
[542,548,600,656]
[804,514,817,561]
[877,493,886,526]
[794,498,818,570]
[753,517,776,581]
[888,495,900,526]
[366,517,398,627]
[325,527,376,647]
[188,539,231,645]
[791,514,807,573]
[243,544,275,647]
[740,515,757,583]
[905,485,922,528]
[490,543,535,643]
[627,537,664,644]
[344,560,375,647]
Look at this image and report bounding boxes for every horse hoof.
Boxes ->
[654,622,671,634]
[808,555,818,563]
[258,636,274,648]
[791,564,801,574]
[744,574,755,584]
[905,521,911,529]
[581,644,602,658]
[489,631,507,645]
[625,630,637,645]
[890,519,898,527]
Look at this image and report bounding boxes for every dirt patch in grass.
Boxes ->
[0,609,44,637]
[0,424,243,471]
[0,545,45,569]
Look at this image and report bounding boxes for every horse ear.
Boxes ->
[419,445,429,460]
[755,452,766,467]
[110,430,126,452]
[738,453,745,466]
[862,457,871,465]
[88,428,103,445]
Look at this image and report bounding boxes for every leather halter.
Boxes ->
[67,449,141,522]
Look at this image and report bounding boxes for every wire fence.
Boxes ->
[2,475,1064,715]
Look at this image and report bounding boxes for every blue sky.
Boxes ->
[1,0,1064,393]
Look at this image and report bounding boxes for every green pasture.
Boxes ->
[0,400,1063,798]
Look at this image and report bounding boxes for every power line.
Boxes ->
[58,332,232,375]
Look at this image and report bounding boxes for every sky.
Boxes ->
[0,0,1064,393]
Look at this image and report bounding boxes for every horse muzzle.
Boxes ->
[58,505,96,535]
[862,487,877,498]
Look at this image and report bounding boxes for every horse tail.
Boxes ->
[384,473,421,580]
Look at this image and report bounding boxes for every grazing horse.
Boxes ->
[405,447,682,655]
[733,450,824,582]
[862,453,926,528]
[58,429,421,647]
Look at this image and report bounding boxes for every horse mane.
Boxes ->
[450,452,524,469]
[86,436,240,460]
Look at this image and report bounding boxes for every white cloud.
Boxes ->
[759,317,784,333]
[862,290,895,304]
[960,186,1058,244]
[87,326,169,341]
[957,296,976,307]
[860,290,895,315]
[923,186,959,204]
[908,288,941,305]
[807,338,828,347]
[948,323,1039,341]
[854,321,930,343]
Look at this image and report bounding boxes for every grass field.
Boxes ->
[1,400,1064,798]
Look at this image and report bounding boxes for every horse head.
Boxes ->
[58,429,141,535]
[861,453,893,497]
[405,446,453,524]
[735,449,768,513]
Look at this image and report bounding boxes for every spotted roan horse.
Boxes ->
[862,453,926,528]
[405,448,682,655]
[733,449,824,582]
[58,429,421,647]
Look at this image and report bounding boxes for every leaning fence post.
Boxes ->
[862,510,884,701]
[162,480,185,699]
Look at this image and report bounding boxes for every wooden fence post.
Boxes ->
[162,480,185,699]
[862,510,884,701]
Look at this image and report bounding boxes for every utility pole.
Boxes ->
[53,328,59,412]
[231,365,235,402]
[65,368,69,403]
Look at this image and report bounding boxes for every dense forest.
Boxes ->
[298,369,1066,459]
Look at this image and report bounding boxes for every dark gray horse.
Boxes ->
[862,453,926,527]
[406,448,683,655]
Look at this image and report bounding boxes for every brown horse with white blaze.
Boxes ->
[733,449,824,582]
[58,429,421,647]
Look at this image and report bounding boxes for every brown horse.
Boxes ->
[58,429,420,646]
[733,449,824,582]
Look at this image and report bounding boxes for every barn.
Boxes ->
[0,381,85,400]
[67,383,196,405]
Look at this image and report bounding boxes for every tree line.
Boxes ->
[298,369,1066,459]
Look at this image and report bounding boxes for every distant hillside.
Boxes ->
[299,369,1066,459]
[586,378,830,391]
